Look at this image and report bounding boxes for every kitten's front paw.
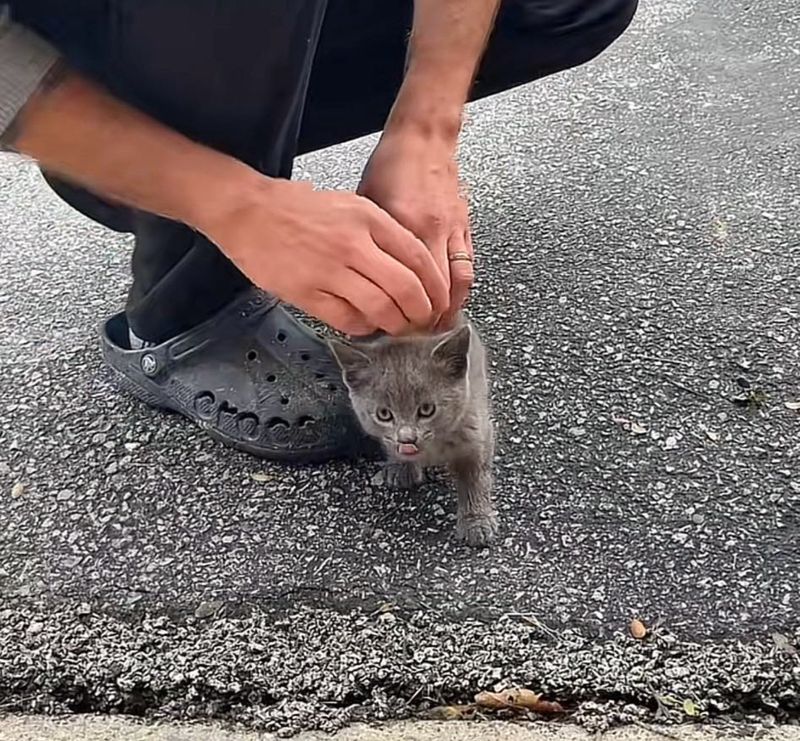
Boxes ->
[456,512,499,548]
[384,462,424,490]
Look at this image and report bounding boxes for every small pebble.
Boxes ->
[194,600,223,619]
[629,618,647,639]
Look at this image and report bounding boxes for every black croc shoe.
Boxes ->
[100,289,378,462]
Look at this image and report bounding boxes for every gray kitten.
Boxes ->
[330,315,498,547]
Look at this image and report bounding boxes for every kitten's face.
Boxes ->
[330,326,472,462]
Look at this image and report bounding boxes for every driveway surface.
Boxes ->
[0,0,798,735]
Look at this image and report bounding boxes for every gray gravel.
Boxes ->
[0,605,798,735]
[0,0,799,735]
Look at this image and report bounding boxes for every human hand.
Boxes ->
[358,128,473,330]
[201,178,449,336]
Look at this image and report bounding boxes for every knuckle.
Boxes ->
[366,291,396,320]
[405,249,429,277]
[420,212,445,236]
[358,195,384,219]
[338,239,361,262]
[410,237,438,267]
[375,302,405,334]
[396,276,424,306]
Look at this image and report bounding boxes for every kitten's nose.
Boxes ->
[397,426,417,444]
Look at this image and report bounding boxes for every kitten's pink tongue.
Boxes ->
[397,443,419,457]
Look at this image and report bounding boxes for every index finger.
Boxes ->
[368,206,450,319]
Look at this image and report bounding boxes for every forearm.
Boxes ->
[6,66,261,236]
[388,0,502,142]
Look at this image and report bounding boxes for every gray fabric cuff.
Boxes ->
[0,14,61,144]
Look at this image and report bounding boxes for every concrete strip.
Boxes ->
[0,718,796,741]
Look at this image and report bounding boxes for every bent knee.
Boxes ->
[502,0,639,39]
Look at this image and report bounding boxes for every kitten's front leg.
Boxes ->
[450,454,498,547]
[384,461,424,490]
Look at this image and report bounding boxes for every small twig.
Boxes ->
[632,720,683,740]
[502,612,560,640]
[312,555,333,577]
[404,686,424,708]
[662,375,713,401]
[0,695,36,710]
[633,355,691,368]
[109,583,152,594]
[650,690,673,722]
[275,585,331,600]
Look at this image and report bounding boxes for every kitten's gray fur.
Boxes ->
[330,315,498,547]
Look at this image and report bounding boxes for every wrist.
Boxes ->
[180,154,274,240]
[385,72,465,147]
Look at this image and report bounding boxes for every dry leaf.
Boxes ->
[424,705,475,721]
[250,472,272,483]
[475,689,536,710]
[785,401,800,411]
[475,688,565,714]
[10,482,25,498]
[527,698,566,715]
[630,422,647,435]
[683,699,699,717]
[629,618,648,639]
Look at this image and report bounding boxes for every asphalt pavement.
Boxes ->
[0,0,798,736]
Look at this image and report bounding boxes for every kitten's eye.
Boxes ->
[375,407,394,422]
[418,402,436,419]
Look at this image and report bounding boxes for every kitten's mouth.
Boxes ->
[396,443,420,458]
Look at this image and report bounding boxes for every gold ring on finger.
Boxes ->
[448,251,473,263]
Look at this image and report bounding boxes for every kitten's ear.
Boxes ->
[328,340,373,390]
[431,324,471,379]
